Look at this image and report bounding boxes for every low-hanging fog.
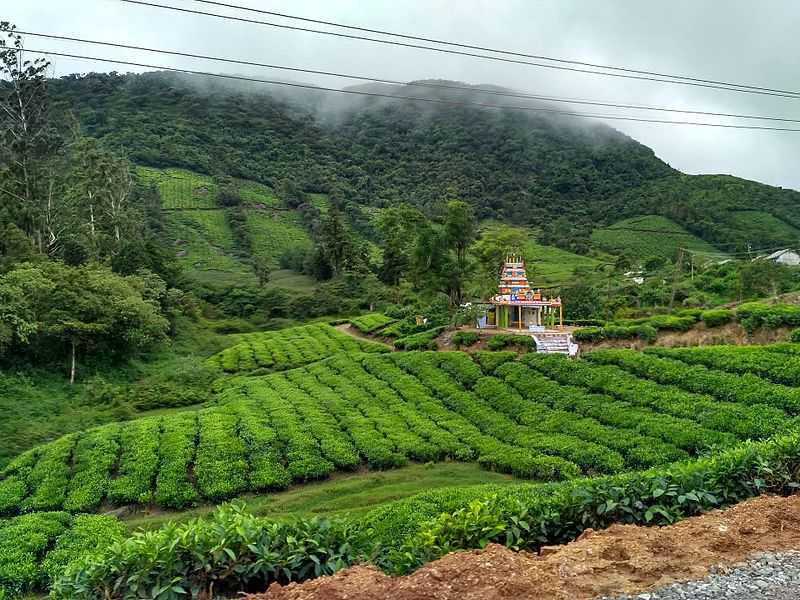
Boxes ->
[6,0,800,190]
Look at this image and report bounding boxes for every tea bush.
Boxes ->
[394,327,445,350]
[486,334,535,351]
[51,504,367,600]
[207,323,388,374]
[736,302,800,333]
[573,324,657,343]
[451,331,480,348]
[349,313,395,334]
[3,347,797,521]
[701,308,734,327]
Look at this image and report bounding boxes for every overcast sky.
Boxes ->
[7,0,800,190]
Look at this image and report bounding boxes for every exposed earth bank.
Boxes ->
[249,493,800,600]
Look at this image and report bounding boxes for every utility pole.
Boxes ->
[669,247,684,309]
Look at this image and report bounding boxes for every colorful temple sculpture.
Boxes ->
[483,255,563,331]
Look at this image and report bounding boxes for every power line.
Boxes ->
[183,0,800,98]
[21,47,800,132]
[117,0,800,101]
[682,244,799,258]
[19,30,800,124]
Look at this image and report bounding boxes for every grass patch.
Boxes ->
[122,462,516,530]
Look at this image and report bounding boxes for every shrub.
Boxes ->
[574,325,657,343]
[383,429,800,572]
[349,313,395,334]
[472,351,517,375]
[486,334,535,351]
[51,504,368,600]
[451,331,479,348]
[643,315,696,331]
[395,327,445,350]
[791,329,800,343]
[736,303,800,333]
[701,308,734,328]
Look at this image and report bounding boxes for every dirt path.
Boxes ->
[334,323,393,348]
[249,494,800,600]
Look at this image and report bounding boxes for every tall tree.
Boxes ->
[412,200,477,307]
[314,207,356,278]
[0,262,169,383]
[0,23,62,253]
[377,203,423,285]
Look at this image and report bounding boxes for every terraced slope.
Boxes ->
[591,215,721,260]
[2,347,796,516]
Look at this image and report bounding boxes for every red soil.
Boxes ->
[249,494,800,600]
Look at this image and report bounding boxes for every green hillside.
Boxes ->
[51,73,800,259]
[3,344,793,517]
[591,215,722,260]
[727,211,800,246]
[604,174,800,251]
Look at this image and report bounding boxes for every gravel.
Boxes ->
[599,551,800,600]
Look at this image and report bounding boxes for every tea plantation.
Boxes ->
[2,346,797,522]
[206,323,389,374]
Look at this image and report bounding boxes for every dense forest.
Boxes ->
[46,71,800,255]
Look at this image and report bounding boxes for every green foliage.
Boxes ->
[0,262,169,381]
[394,327,445,350]
[591,215,720,260]
[472,351,517,375]
[349,313,395,334]
[47,71,676,238]
[51,503,367,600]
[573,324,658,343]
[791,329,800,343]
[588,349,800,414]
[7,343,799,518]
[486,334,536,351]
[645,345,800,387]
[735,302,800,333]
[451,331,479,348]
[385,429,800,572]
[0,511,71,598]
[701,308,734,327]
[43,429,800,595]
[207,323,388,374]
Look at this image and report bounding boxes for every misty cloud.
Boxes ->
[6,0,799,190]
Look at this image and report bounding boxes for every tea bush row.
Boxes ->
[588,349,800,413]
[451,330,480,348]
[573,324,658,343]
[646,345,800,387]
[486,334,536,351]
[0,512,123,599]
[394,326,446,350]
[348,313,395,334]
[4,349,792,515]
[207,323,387,374]
[526,353,786,440]
[496,361,731,455]
[735,302,800,332]
[50,430,800,597]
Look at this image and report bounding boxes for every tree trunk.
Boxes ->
[70,340,76,385]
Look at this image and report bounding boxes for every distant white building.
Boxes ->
[764,249,800,266]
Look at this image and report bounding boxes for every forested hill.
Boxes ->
[50,72,671,217]
[50,71,800,252]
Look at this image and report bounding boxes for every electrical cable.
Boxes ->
[17,30,800,124]
[116,0,800,100]
[183,0,800,98]
[18,48,800,131]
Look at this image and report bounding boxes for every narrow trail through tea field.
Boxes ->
[251,493,800,600]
